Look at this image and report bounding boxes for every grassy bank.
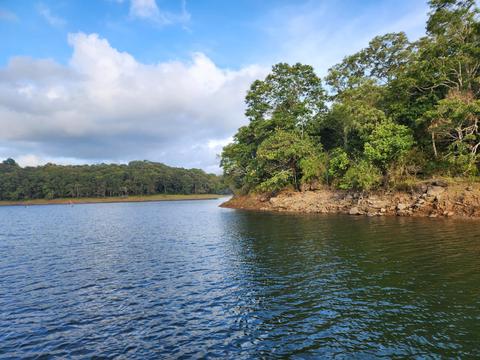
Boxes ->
[0,194,224,207]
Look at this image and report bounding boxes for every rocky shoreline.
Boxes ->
[221,181,480,219]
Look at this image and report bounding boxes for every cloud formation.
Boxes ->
[129,0,190,26]
[0,33,265,171]
[37,3,66,28]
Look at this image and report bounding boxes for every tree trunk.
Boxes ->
[432,132,438,158]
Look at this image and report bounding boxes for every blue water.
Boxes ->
[0,198,479,358]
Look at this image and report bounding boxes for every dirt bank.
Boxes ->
[0,194,224,207]
[221,181,480,218]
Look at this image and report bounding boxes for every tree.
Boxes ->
[256,130,318,192]
[326,32,413,96]
[2,158,18,166]
[221,63,327,192]
[0,160,226,201]
[424,91,480,173]
[322,81,388,152]
[245,62,327,137]
[364,121,415,170]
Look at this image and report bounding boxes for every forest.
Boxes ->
[221,0,480,194]
[0,159,225,200]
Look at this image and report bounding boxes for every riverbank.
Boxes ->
[221,180,480,218]
[0,194,224,207]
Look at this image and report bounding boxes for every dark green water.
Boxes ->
[0,198,479,358]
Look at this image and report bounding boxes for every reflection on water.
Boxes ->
[0,199,479,358]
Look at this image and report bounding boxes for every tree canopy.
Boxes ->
[0,160,226,201]
[221,0,480,193]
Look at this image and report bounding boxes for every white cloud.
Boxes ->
[0,33,266,172]
[129,0,190,26]
[38,3,66,28]
[260,0,428,76]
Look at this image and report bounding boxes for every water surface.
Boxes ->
[0,199,479,358]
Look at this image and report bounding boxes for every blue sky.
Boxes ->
[0,0,430,172]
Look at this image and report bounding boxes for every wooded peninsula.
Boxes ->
[220,0,480,218]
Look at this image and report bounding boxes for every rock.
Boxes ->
[419,184,429,193]
[432,179,448,187]
[370,200,389,209]
[349,207,362,215]
[443,211,455,217]
[380,208,386,213]
[259,194,270,202]
[466,186,473,191]
[427,186,445,197]
[397,203,409,211]
[429,213,438,218]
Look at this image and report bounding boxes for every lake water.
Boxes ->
[1,198,479,358]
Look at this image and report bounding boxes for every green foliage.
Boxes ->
[2,158,18,167]
[339,160,383,191]
[326,32,412,96]
[256,130,318,191]
[246,63,327,133]
[300,153,328,184]
[256,170,292,193]
[0,160,226,201]
[328,148,350,179]
[364,121,415,170]
[446,152,479,176]
[424,94,480,163]
[221,63,328,193]
[221,0,480,193]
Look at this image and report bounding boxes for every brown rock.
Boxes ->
[397,203,409,211]
[349,207,362,215]
[427,186,445,197]
[432,179,448,187]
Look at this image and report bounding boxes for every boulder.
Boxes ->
[432,179,448,187]
[370,200,389,209]
[427,186,445,197]
[349,207,362,215]
[397,203,409,211]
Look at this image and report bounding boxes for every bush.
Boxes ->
[328,148,350,179]
[300,153,328,185]
[256,170,292,193]
[364,121,414,170]
[446,153,478,176]
[338,160,382,191]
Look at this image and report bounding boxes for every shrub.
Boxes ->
[364,121,414,170]
[339,160,382,191]
[300,153,328,185]
[256,170,292,193]
[328,148,350,179]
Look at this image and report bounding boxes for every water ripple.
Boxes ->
[0,200,479,358]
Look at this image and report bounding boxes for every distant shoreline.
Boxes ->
[0,194,225,207]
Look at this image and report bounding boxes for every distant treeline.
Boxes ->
[0,158,226,201]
